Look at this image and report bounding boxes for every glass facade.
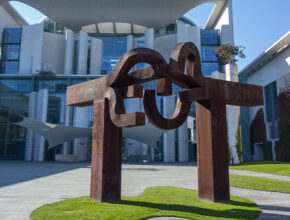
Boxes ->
[86,34,145,75]
[264,81,279,139]
[0,76,99,160]
[43,19,65,35]
[200,30,221,76]
[0,78,30,160]
[0,17,222,161]
[0,28,22,74]
[94,36,127,74]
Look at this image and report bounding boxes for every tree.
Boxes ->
[215,44,246,65]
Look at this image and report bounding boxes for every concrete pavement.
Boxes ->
[0,161,289,220]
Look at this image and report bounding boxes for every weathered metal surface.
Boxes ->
[66,42,264,203]
[91,100,122,202]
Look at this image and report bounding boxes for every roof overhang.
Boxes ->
[0,0,226,31]
[0,1,27,26]
[239,31,290,79]
[204,0,227,29]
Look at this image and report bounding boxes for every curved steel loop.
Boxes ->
[107,48,167,87]
[105,87,145,127]
[169,42,205,88]
[143,90,192,130]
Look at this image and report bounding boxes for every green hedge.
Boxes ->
[276,87,290,162]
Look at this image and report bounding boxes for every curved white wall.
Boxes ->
[154,34,177,61]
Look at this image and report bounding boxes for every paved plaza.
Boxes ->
[0,161,290,220]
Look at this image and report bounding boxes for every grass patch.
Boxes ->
[30,187,260,220]
[229,161,290,176]
[230,174,290,193]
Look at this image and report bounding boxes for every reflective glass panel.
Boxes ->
[264,81,278,122]
[201,62,220,76]
[201,30,219,45]
[0,79,31,93]
[2,28,22,44]
[94,36,127,74]
[2,45,20,60]
[47,94,65,124]
[202,46,218,62]
[0,61,19,74]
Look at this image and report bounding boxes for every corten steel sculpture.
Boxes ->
[66,42,263,203]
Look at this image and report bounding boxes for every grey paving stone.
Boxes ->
[0,161,289,220]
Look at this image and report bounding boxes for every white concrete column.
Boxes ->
[177,23,201,52]
[72,30,90,160]
[0,26,3,44]
[127,35,135,51]
[124,98,143,159]
[90,38,103,75]
[125,35,146,161]
[64,29,74,75]
[211,71,225,80]
[33,88,48,161]
[77,30,88,75]
[63,106,73,155]
[73,107,89,161]
[19,23,44,74]
[145,28,154,49]
[163,95,176,162]
[24,91,37,161]
[226,64,240,163]
[178,122,188,162]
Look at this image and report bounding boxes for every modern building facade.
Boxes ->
[0,0,239,162]
[239,31,290,161]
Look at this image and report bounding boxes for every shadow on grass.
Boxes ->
[114,200,260,219]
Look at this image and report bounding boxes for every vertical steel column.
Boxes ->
[196,96,230,202]
[90,99,122,202]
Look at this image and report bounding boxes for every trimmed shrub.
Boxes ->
[276,86,290,162]
[250,108,266,155]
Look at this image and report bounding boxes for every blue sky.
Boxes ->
[11,0,290,71]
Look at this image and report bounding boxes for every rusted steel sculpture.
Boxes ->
[66,42,263,203]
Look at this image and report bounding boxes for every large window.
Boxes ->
[0,28,22,74]
[200,30,221,76]
[265,81,279,122]
[43,19,65,35]
[264,81,279,139]
[95,36,127,74]
[2,28,22,44]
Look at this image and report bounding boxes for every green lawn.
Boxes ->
[30,187,260,220]
[230,161,290,176]
[230,174,290,194]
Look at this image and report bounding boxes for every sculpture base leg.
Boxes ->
[90,99,122,202]
[196,100,230,202]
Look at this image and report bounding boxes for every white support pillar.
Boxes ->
[33,88,48,161]
[63,106,73,155]
[19,23,44,74]
[72,30,90,161]
[73,107,89,161]
[177,23,201,52]
[25,91,37,161]
[226,64,240,163]
[213,0,239,163]
[163,95,176,162]
[63,29,75,154]
[127,35,135,51]
[125,35,149,161]
[145,28,154,49]
[124,98,143,160]
[90,38,103,75]
[64,29,75,75]
[175,23,201,162]
[77,30,88,75]
[178,122,188,162]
